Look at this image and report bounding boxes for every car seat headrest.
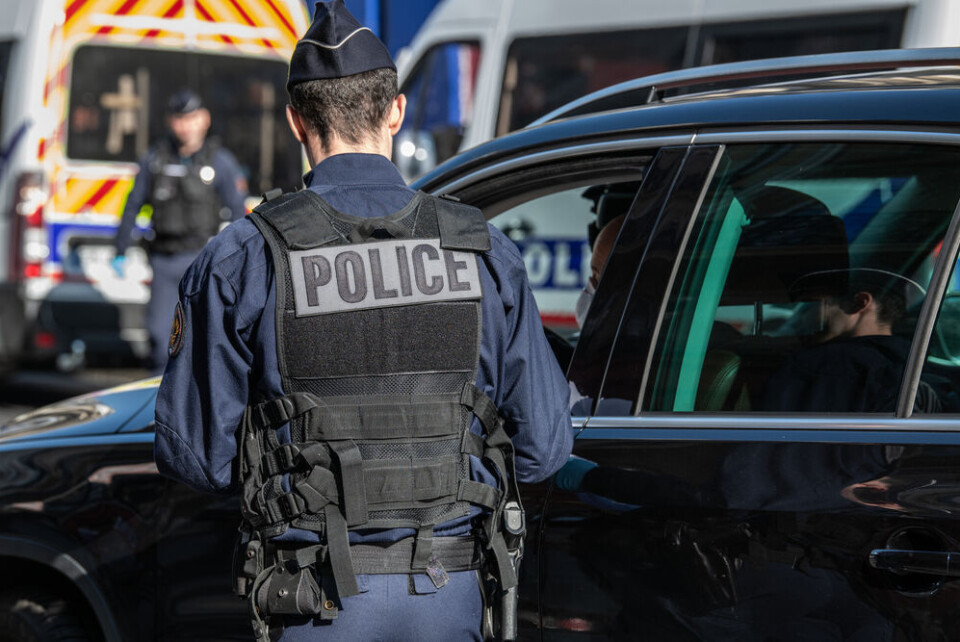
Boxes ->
[722,186,849,306]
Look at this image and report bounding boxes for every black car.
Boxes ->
[6,48,960,640]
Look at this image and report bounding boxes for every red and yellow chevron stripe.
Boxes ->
[54,176,135,216]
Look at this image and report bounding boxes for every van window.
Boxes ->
[699,10,905,66]
[497,28,686,134]
[0,40,12,130]
[396,41,481,176]
[67,45,302,193]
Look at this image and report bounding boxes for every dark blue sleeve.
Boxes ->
[153,223,261,494]
[214,148,249,221]
[114,153,153,254]
[485,227,573,484]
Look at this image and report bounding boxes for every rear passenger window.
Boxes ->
[642,143,960,414]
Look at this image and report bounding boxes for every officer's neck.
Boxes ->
[306,131,391,166]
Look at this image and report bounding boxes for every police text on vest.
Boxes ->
[289,239,482,316]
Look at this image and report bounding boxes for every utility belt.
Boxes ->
[236,533,482,608]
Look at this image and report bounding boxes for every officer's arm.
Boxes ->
[489,228,574,484]
[114,153,152,255]
[215,150,249,221]
[154,241,255,494]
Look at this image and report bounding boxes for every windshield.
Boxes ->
[67,45,303,193]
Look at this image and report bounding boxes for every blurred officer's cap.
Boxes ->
[287,0,395,91]
[167,90,204,115]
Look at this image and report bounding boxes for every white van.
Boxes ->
[0,0,309,371]
[394,0,960,178]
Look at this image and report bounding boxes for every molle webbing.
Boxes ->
[240,190,509,611]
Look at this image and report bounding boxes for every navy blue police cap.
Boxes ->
[287,0,396,91]
[167,90,203,115]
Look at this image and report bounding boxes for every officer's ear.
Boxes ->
[286,105,309,145]
[388,94,406,137]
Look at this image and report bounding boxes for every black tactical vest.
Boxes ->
[236,190,522,641]
[148,139,224,253]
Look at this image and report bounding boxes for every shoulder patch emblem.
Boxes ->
[168,302,185,358]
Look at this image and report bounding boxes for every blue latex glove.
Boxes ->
[111,255,126,278]
[554,455,598,491]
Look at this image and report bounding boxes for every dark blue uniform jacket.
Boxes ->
[154,153,573,543]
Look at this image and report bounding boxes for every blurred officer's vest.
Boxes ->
[148,139,224,253]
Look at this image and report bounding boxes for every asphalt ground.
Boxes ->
[0,367,152,425]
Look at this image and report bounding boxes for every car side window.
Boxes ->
[488,181,640,344]
[917,253,960,413]
[641,142,960,414]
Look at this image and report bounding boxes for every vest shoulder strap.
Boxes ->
[427,193,491,252]
[252,190,339,249]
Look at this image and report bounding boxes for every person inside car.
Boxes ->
[760,267,938,413]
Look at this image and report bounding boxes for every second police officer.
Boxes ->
[113,90,248,373]
[153,2,573,641]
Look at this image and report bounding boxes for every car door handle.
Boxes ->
[869,549,960,577]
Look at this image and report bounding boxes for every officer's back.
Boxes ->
[153,2,573,640]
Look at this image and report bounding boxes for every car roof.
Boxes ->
[414,48,960,192]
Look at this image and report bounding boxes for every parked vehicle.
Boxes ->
[0,0,309,373]
[6,48,960,640]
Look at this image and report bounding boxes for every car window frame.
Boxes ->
[585,128,960,428]
[416,134,700,424]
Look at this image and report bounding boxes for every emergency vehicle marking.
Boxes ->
[290,239,482,316]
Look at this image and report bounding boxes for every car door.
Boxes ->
[420,137,710,638]
[541,135,960,640]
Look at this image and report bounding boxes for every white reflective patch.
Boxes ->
[289,239,482,316]
[161,164,188,177]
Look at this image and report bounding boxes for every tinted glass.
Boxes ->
[699,10,905,65]
[67,45,302,193]
[917,249,960,413]
[396,41,480,177]
[642,143,960,414]
[497,27,686,134]
[0,41,13,129]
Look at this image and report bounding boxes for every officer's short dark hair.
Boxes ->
[289,67,398,150]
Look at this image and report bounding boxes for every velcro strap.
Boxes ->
[252,393,318,429]
[412,523,434,570]
[489,532,518,590]
[294,467,339,513]
[460,384,501,437]
[252,190,341,249]
[275,544,326,569]
[329,441,368,527]
[260,444,300,476]
[350,536,481,575]
[458,479,501,511]
[325,505,359,598]
[462,432,485,458]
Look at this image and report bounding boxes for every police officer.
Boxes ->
[113,90,247,373]
[153,2,572,640]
